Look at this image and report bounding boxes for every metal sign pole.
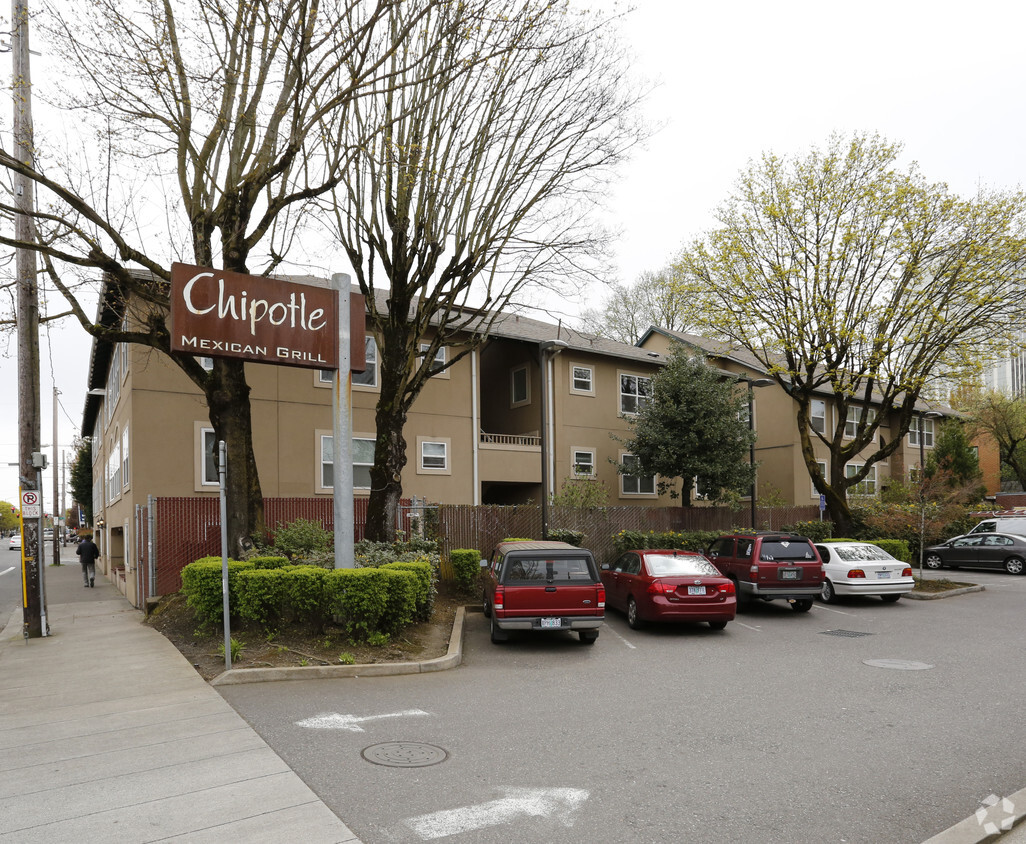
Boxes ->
[218,440,231,671]
[331,273,355,568]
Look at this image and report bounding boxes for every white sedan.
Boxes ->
[9,533,22,552]
[815,542,914,603]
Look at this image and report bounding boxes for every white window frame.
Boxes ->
[812,459,828,499]
[845,462,877,496]
[121,426,129,490]
[571,448,596,478]
[619,373,652,415]
[570,363,594,396]
[417,437,451,475]
[909,417,935,448]
[419,343,449,378]
[844,406,877,439]
[620,453,656,496]
[810,399,827,434]
[353,336,379,390]
[318,432,376,492]
[198,356,214,371]
[511,365,530,408]
[200,427,218,487]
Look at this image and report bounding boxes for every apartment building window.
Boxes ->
[121,426,129,490]
[415,436,451,475]
[620,374,651,414]
[511,365,530,407]
[810,399,826,434]
[353,336,378,388]
[198,356,214,371]
[909,417,935,448]
[570,364,594,395]
[320,435,375,489]
[572,448,596,477]
[620,454,656,495]
[201,428,218,486]
[109,432,121,497]
[845,463,877,495]
[418,343,447,375]
[844,407,876,439]
[812,460,828,499]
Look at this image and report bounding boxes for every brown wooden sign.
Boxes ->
[170,263,364,371]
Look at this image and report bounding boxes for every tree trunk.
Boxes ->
[205,358,263,556]
[365,411,408,542]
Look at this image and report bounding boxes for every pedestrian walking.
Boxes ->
[76,533,100,588]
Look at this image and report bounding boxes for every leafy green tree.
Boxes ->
[926,420,984,494]
[965,391,1026,490]
[676,132,1026,533]
[69,438,93,525]
[617,349,755,504]
[0,502,18,534]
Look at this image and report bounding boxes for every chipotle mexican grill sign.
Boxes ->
[170,263,339,369]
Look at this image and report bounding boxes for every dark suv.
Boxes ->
[481,540,605,644]
[705,532,824,612]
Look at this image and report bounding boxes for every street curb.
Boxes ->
[922,785,1026,843]
[904,585,985,600]
[210,605,466,686]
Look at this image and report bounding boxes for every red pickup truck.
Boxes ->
[481,540,605,644]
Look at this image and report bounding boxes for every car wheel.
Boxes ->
[579,630,598,644]
[1005,556,1025,575]
[880,594,901,603]
[708,620,728,630]
[820,579,836,603]
[482,593,491,618]
[626,597,643,630]
[924,554,944,570]
[489,614,508,644]
[790,598,813,613]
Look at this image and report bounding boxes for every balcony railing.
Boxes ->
[479,431,540,448]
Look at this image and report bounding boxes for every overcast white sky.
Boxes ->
[2,0,1025,508]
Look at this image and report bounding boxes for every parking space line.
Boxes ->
[813,604,852,615]
[606,625,637,649]
[734,621,761,631]
[0,567,14,577]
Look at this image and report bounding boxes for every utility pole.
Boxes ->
[13,0,46,637]
[52,386,60,563]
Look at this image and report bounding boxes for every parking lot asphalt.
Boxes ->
[2,549,1024,843]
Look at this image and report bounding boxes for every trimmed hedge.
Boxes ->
[180,557,432,637]
[782,520,833,543]
[449,549,481,595]
[547,528,585,547]
[612,530,722,556]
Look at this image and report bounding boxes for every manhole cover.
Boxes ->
[863,658,934,670]
[820,629,874,638]
[362,742,449,768]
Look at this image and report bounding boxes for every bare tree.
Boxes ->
[328,0,646,539]
[579,267,699,345]
[0,0,464,553]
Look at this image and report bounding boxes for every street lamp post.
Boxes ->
[538,338,568,540]
[740,376,773,529]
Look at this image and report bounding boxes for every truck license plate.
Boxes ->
[540,617,562,629]
[780,569,799,580]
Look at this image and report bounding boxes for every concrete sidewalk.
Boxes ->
[0,549,362,843]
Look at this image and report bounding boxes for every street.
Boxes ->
[219,570,1026,844]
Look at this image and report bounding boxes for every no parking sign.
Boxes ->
[21,490,41,519]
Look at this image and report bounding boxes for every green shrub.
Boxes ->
[782,520,833,543]
[449,549,482,595]
[249,556,291,570]
[272,518,332,560]
[283,565,331,625]
[381,561,434,620]
[547,528,585,546]
[324,567,418,639]
[235,568,289,629]
[612,530,721,556]
[181,558,254,625]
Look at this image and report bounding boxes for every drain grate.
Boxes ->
[362,742,449,768]
[820,629,874,638]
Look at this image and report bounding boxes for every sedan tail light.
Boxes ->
[720,580,736,595]
[847,569,867,579]
[493,586,504,611]
[646,579,670,595]
[902,567,912,577]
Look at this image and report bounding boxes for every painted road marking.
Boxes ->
[812,604,852,615]
[0,567,14,577]
[295,709,430,732]
[405,787,589,840]
[735,621,761,631]
[606,625,636,649]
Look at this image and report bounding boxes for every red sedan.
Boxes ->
[601,549,736,630]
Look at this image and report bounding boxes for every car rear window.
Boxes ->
[645,554,721,577]
[758,540,816,562]
[828,545,892,562]
[501,556,597,584]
